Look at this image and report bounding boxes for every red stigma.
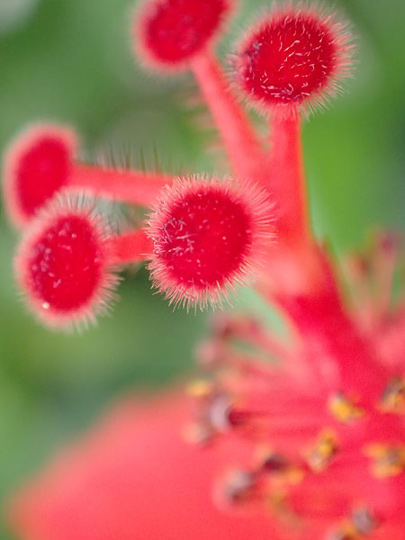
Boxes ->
[148,178,272,306]
[3,125,76,227]
[136,0,230,69]
[156,190,249,284]
[15,202,117,329]
[235,7,353,115]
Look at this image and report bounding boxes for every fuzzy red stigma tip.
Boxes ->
[3,125,76,227]
[15,201,117,329]
[234,6,353,115]
[135,0,230,69]
[147,177,273,306]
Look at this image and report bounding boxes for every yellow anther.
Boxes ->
[284,466,305,485]
[182,422,213,445]
[267,490,287,517]
[380,378,405,414]
[365,443,405,478]
[223,469,256,504]
[267,489,300,526]
[330,507,377,539]
[306,429,339,472]
[255,446,287,472]
[351,506,378,535]
[328,393,364,423]
[186,380,214,399]
[329,522,359,540]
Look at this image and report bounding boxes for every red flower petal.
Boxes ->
[7,392,281,540]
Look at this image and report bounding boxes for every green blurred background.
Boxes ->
[0,0,404,537]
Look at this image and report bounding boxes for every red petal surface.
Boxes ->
[7,392,280,540]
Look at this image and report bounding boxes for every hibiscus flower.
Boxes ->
[3,0,405,538]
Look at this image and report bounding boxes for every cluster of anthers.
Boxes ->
[2,0,405,538]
